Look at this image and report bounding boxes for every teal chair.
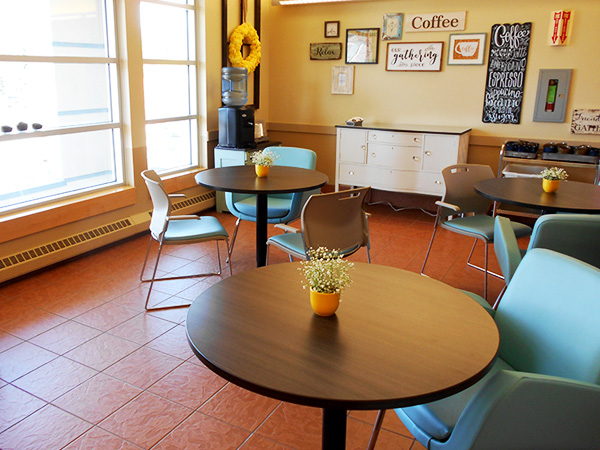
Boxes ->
[492,214,600,309]
[225,146,319,261]
[421,164,531,300]
[140,170,231,311]
[369,249,600,450]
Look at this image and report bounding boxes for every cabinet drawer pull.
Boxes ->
[435,180,442,184]
[425,151,432,156]
[371,153,376,157]
[348,171,355,175]
[414,137,421,143]
[412,156,420,161]
[361,145,366,150]
[372,134,377,140]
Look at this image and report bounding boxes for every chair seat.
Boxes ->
[234,196,292,219]
[398,358,514,441]
[268,232,362,259]
[164,216,228,242]
[441,215,531,241]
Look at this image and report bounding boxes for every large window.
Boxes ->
[0,0,122,213]
[141,0,198,173]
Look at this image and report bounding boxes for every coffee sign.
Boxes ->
[482,22,532,124]
[405,11,466,33]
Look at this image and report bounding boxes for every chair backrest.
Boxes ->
[301,187,370,256]
[441,164,494,218]
[495,248,600,385]
[493,216,522,285]
[269,146,317,170]
[141,169,170,239]
[527,214,600,269]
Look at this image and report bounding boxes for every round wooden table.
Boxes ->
[475,177,600,214]
[195,165,328,266]
[186,262,499,450]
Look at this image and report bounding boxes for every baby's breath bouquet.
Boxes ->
[250,149,278,167]
[299,247,354,294]
[540,167,568,181]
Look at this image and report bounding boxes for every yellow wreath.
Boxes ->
[228,23,262,74]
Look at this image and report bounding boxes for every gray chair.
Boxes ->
[421,164,532,300]
[140,170,231,311]
[369,248,600,450]
[266,187,371,263]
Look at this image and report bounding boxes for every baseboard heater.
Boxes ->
[0,191,215,283]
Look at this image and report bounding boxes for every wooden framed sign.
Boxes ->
[310,43,342,60]
[386,42,443,71]
[482,22,532,124]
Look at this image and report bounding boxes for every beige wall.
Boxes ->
[262,0,600,181]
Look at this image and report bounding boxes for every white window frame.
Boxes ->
[0,3,125,214]
[141,0,200,175]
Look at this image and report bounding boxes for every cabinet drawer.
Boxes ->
[366,144,421,170]
[367,130,423,146]
[338,164,369,186]
[339,165,444,195]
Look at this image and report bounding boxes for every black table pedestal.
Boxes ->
[322,408,347,450]
[256,194,268,267]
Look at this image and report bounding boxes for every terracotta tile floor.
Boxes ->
[0,203,519,450]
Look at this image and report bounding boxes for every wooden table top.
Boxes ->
[186,262,499,410]
[195,165,329,195]
[475,177,600,214]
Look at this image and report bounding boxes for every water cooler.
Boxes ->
[218,67,255,149]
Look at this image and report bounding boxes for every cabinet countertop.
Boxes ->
[335,123,472,135]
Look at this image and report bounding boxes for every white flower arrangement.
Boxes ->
[540,167,569,181]
[299,247,354,294]
[250,149,278,167]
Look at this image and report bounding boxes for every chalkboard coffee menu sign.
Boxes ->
[482,22,532,124]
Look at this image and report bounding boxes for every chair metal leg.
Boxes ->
[466,238,503,280]
[144,239,165,311]
[227,218,242,263]
[493,284,507,310]
[367,409,386,450]
[421,216,440,277]
[142,237,231,311]
[140,234,154,281]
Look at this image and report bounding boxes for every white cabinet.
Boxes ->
[336,124,471,196]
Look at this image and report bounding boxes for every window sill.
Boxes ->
[0,186,137,244]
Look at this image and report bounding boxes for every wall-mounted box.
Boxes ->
[533,69,572,123]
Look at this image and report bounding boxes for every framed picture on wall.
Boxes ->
[386,42,443,71]
[345,28,380,64]
[382,13,403,40]
[331,66,355,95]
[448,33,487,65]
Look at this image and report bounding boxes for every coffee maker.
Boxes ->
[218,67,256,149]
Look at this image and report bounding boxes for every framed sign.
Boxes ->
[325,21,340,38]
[386,42,443,72]
[345,28,380,64]
[310,43,342,60]
[482,22,532,124]
[571,109,600,135]
[332,66,355,95]
[382,13,403,40]
[448,33,486,65]
[405,11,466,33]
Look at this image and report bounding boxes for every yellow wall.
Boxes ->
[266,0,600,141]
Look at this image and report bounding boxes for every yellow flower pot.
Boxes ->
[310,289,341,316]
[542,178,560,193]
[255,165,270,177]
